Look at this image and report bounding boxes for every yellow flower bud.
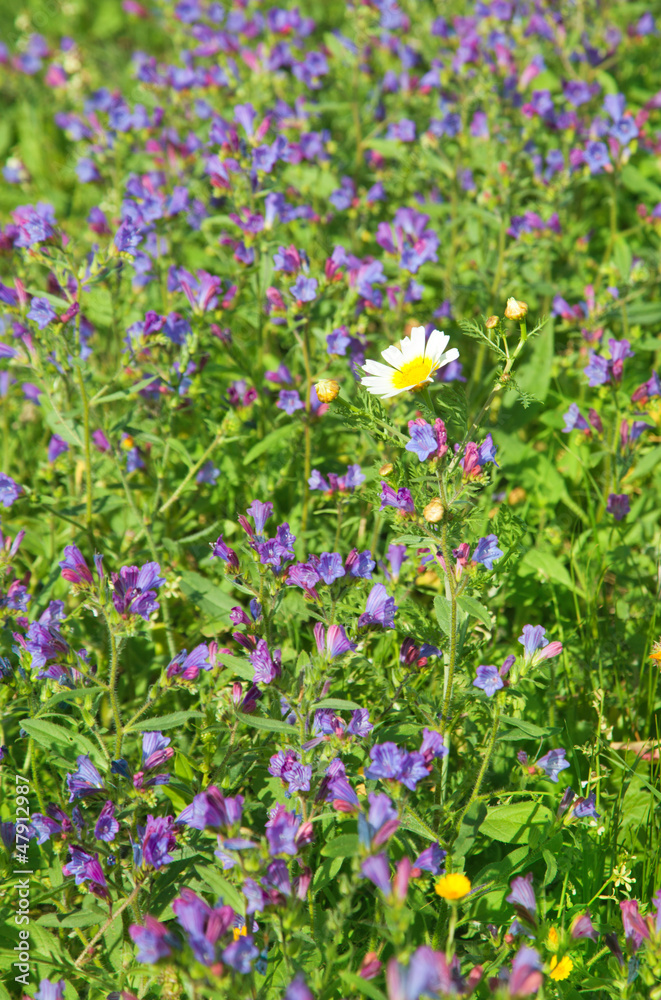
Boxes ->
[315,379,340,403]
[379,463,394,476]
[435,873,471,901]
[485,315,499,329]
[423,498,445,523]
[504,297,528,320]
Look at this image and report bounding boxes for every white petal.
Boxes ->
[364,359,397,377]
[438,348,460,367]
[381,344,405,369]
[409,325,427,358]
[426,328,449,361]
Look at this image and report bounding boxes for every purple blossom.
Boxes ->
[111,561,164,620]
[130,915,176,964]
[94,800,119,842]
[277,389,304,414]
[573,791,600,819]
[222,935,259,973]
[59,545,93,585]
[365,742,428,790]
[620,900,650,950]
[413,842,446,875]
[0,473,21,508]
[571,911,598,940]
[141,814,176,869]
[607,494,630,520]
[196,461,219,485]
[535,748,571,783]
[358,583,397,628]
[508,946,542,996]
[347,708,372,737]
[62,846,108,897]
[66,755,104,801]
[249,639,281,684]
[48,434,69,462]
[471,535,503,569]
[386,544,408,582]
[314,552,345,585]
[380,482,415,513]
[562,404,590,433]
[290,275,318,302]
[473,664,504,697]
[34,981,67,1000]
[210,535,240,569]
[361,853,391,894]
[507,873,537,925]
[27,297,57,329]
[265,804,301,856]
[345,548,376,579]
[176,786,243,830]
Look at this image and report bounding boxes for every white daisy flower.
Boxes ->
[360,326,460,399]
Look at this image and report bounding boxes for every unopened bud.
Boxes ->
[315,379,339,403]
[504,297,528,320]
[379,462,393,476]
[485,315,499,329]
[423,498,444,523]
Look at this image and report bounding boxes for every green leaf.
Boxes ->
[179,570,236,622]
[19,718,102,763]
[520,549,585,598]
[480,801,553,844]
[37,909,106,929]
[36,686,106,715]
[321,833,359,858]
[499,716,562,740]
[340,972,388,1000]
[626,444,661,482]
[434,595,452,635]
[453,801,487,860]
[314,698,362,711]
[216,654,254,681]
[127,711,203,732]
[236,713,297,735]
[543,848,558,886]
[457,595,492,628]
[243,423,298,465]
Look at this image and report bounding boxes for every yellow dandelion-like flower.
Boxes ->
[546,926,559,952]
[435,873,471,901]
[549,955,573,981]
[650,640,661,664]
[361,326,459,399]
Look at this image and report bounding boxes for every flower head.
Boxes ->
[549,955,573,981]
[361,327,459,398]
[435,872,471,900]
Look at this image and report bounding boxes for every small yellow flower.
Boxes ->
[423,498,445,523]
[232,924,247,941]
[546,926,559,952]
[504,297,528,320]
[549,955,573,981]
[435,873,471,901]
[379,463,394,476]
[485,315,499,329]
[315,379,340,403]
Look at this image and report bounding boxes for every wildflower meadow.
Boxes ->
[2,1,661,998]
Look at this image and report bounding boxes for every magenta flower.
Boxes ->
[249,639,281,684]
[66,755,104,801]
[94,801,119,842]
[607,494,630,520]
[380,481,415,513]
[358,583,397,628]
[130,915,176,964]
[59,545,93,585]
[111,561,164,620]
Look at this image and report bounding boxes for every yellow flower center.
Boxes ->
[435,873,471,901]
[392,356,435,391]
[549,955,573,981]
[233,925,247,941]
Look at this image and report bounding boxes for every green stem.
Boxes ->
[103,611,123,758]
[158,430,223,514]
[301,322,313,535]
[456,696,501,832]
[75,364,94,540]
[74,886,139,968]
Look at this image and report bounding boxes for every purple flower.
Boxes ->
[365,742,428,790]
[406,421,439,462]
[59,545,94,585]
[277,389,304,414]
[34,980,66,1000]
[30,813,62,844]
[111,561,164,620]
[620,900,650,950]
[535,748,571,783]
[584,141,610,174]
[94,800,119,842]
[358,583,397,628]
[471,535,503,569]
[176,786,243,830]
[562,404,590,433]
[249,639,281,684]
[130,915,176,964]
[508,946,542,996]
[0,473,21,508]
[141,731,173,771]
[315,552,345,585]
[62,846,108,897]
[386,544,408,581]
[347,708,372,737]
[517,625,562,664]
[473,664,504,697]
[166,644,211,681]
[196,460,219,485]
[380,482,415,513]
[48,434,69,462]
[573,791,600,819]
[607,494,630,521]
[345,548,375,579]
[285,975,314,1000]
[222,935,259,973]
[359,793,399,848]
[571,911,598,940]
[269,751,311,793]
[265,804,301,856]
[291,275,318,302]
[27,297,57,329]
[413,842,446,875]
[318,623,356,659]
[584,352,610,386]
[507,873,537,925]
[141,814,176,869]
[361,853,392,894]
[210,535,240,569]
[66,755,104,801]
[114,220,143,253]
[419,729,448,764]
